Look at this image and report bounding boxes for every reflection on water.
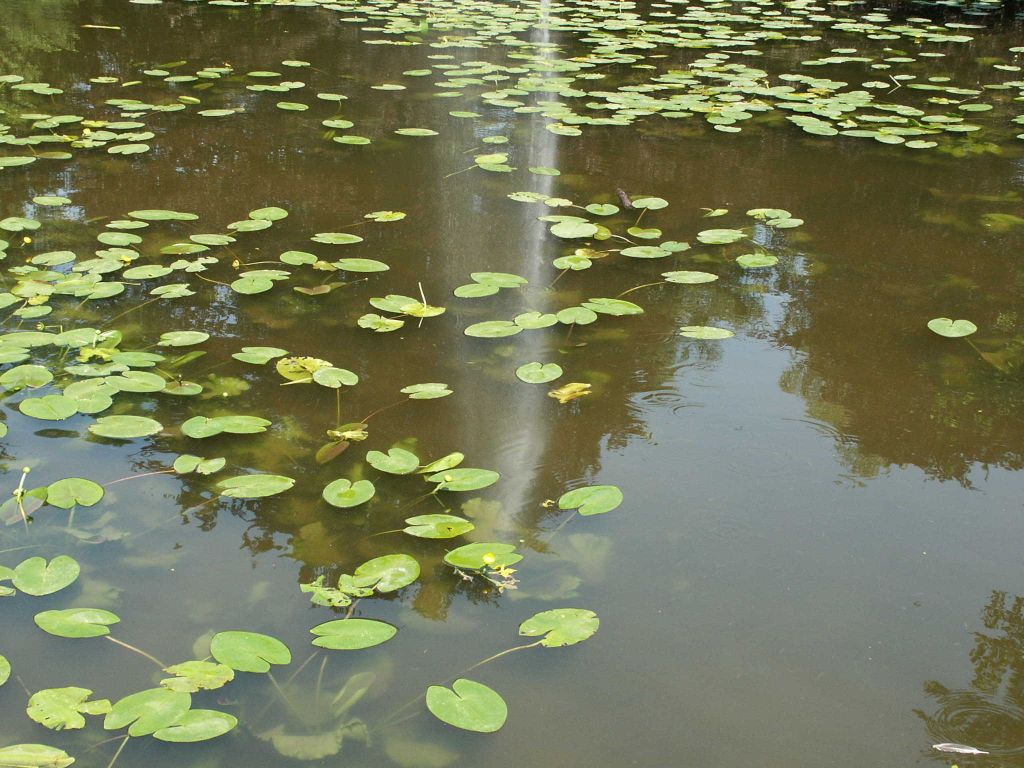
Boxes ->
[2,0,1024,767]
[918,592,1024,761]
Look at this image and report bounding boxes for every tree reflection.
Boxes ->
[917,591,1024,761]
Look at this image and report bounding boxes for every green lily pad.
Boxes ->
[310,619,398,650]
[13,556,80,596]
[697,229,746,245]
[322,478,375,508]
[367,448,419,475]
[400,382,452,399]
[210,631,291,673]
[46,479,103,509]
[557,485,623,516]
[735,253,778,268]
[353,554,420,592]
[427,468,499,492]
[153,709,237,742]
[104,688,191,737]
[160,661,235,693]
[34,608,120,638]
[464,321,522,338]
[443,542,521,570]
[27,687,111,730]
[89,415,163,439]
[218,474,295,499]
[0,655,9,687]
[0,744,75,768]
[158,331,209,347]
[232,346,288,364]
[518,608,600,647]
[0,365,53,391]
[403,514,474,539]
[662,271,718,284]
[927,317,977,338]
[19,395,78,421]
[679,326,735,340]
[516,362,563,384]
[425,679,507,733]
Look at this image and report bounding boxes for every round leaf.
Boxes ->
[557,485,623,516]
[518,608,600,647]
[322,479,375,508]
[425,679,507,733]
[210,631,291,673]
[34,608,120,638]
[310,619,397,650]
[13,556,80,596]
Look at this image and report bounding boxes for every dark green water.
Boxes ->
[3,0,1024,766]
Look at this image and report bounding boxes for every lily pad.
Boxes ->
[928,317,977,338]
[0,745,75,768]
[518,608,600,647]
[34,608,120,638]
[218,474,295,499]
[104,688,191,737]
[516,362,563,384]
[367,448,419,475]
[27,687,111,730]
[13,556,80,596]
[403,514,474,539]
[210,631,291,673]
[443,542,521,570]
[322,478,375,508]
[679,326,735,340]
[425,679,507,733]
[353,554,420,592]
[310,619,397,649]
[427,468,499,492]
[557,485,623,516]
[160,661,235,693]
[153,709,238,742]
[88,415,163,439]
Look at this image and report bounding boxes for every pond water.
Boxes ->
[3,0,1024,766]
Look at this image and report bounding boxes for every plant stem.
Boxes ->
[106,636,166,668]
[463,640,544,674]
[105,735,129,768]
[617,281,665,298]
[104,469,175,486]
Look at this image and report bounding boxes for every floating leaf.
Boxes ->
[160,661,234,693]
[158,331,209,347]
[218,474,295,499]
[735,253,778,268]
[518,608,599,647]
[210,631,291,673]
[104,688,191,737]
[0,745,75,768]
[19,395,78,421]
[679,326,734,340]
[232,346,288,364]
[27,687,111,731]
[403,514,474,539]
[443,542,521,570]
[927,317,977,338]
[464,321,522,338]
[425,679,507,733]
[34,608,120,638]
[153,710,238,742]
[0,365,53,391]
[401,382,452,399]
[516,362,562,384]
[697,229,746,245]
[310,619,397,650]
[322,479,375,508]
[557,485,623,516]
[367,448,419,475]
[353,554,420,592]
[428,468,499,492]
[13,556,80,596]
[662,271,718,284]
[582,298,643,316]
[0,655,8,687]
[89,415,163,439]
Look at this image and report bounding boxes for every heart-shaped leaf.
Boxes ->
[0,744,75,768]
[515,362,562,384]
[210,631,291,673]
[403,514,474,539]
[0,655,10,687]
[46,479,103,509]
[353,554,420,592]
[89,415,163,439]
[160,661,234,693]
[927,317,977,338]
[427,468,499,492]
[557,485,623,516]
[518,608,600,647]
[366,448,419,475]
[153,709,237,742]
[104,688,191,737]
[218,474,295,499]
[34,608,120,638]
[13,556,80,596]
[425,679,507,733]
[443,542,521,570]
[27,687,111,730]
[322,479,375,508]
[310,619,397,649]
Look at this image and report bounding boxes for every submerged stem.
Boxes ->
[105,735,130,768]
[105,636,166,668]
[616,280,666,298]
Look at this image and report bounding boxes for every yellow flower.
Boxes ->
[481,552,496,565]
